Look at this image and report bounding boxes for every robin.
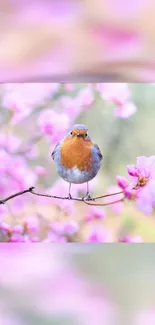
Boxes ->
[52,124,102,200]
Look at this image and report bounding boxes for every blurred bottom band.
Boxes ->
[0,245,154,325]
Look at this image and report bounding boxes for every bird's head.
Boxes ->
[68,124,89,140]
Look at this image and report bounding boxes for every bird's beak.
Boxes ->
[77,133,84,138]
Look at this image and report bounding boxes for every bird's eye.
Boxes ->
[85,133,88,137]
[70,131,73,135]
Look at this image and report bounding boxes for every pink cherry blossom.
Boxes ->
[127,156,155,214]
[116,175,129,189]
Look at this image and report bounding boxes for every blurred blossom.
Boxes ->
[0,133,22,154]
[35,166,48,176]
[84,207,106,222]
[96,83,130,102]
[63,220,80,236]
[86,225,110,242]
[114,102,137,118]
[76,86,95,110]
[7,156,37,189]
[60,95,82,122]
[1,83,60,123]
[49,220,79,241]
[24,215,40,234]
[38,109,69,143]
[96,83,137,118]
[43,232,68,243]
[11,224,23,235]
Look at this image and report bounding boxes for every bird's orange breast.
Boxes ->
[60,137,93,171]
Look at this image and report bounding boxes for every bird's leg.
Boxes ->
[82,182,94,201]
[68,183,72,199]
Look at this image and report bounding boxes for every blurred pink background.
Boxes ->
[0,245,155,325]
[1,0,155,81]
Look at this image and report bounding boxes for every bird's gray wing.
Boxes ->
[51,142,60,160]
[93,144,103,160]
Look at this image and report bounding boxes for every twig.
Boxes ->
[83,197,125,206]
[0,186,126,207]
[0,187,35,205]
[93,190,124,200]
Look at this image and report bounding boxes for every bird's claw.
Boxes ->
[82,193,94,201]
[67,194,73,200]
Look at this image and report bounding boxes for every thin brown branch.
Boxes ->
[0,187,126,207]
[30,189,84,202]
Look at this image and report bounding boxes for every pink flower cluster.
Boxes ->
[117,156,155,215]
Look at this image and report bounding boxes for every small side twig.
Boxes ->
[0,187,35,205]
[93,190,124,200]
[83,197,125,206]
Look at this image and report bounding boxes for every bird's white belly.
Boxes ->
[58,165,93,184]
